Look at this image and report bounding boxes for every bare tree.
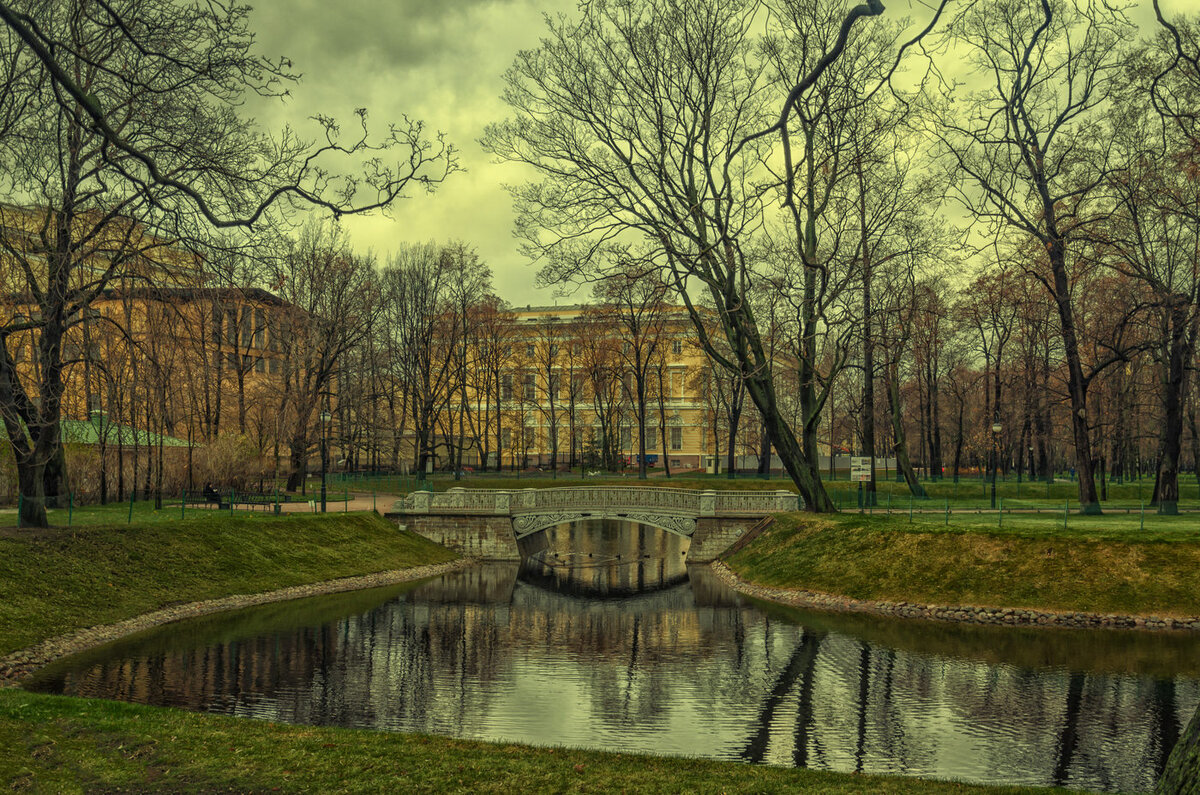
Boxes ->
[268,222,378,491]
[596,263,671,479]
[0,0,454,527]
[382,242,456,479]
[932,0,1134,513]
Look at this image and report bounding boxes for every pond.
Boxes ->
[26,520,1200,792]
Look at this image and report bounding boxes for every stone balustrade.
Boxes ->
[396,486,801,519]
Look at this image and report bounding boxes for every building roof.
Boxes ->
[61,416,192,448]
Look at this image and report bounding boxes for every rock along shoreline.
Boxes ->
[710,560,1200,633]
[0,558,475,688]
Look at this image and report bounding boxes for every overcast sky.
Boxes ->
[244,0,1173,307]
[247,0,576,307]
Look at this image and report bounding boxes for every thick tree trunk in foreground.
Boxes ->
[43,441,68,509]
[743,371,834,512]
[1158,705,1200,795]
[17,458,47,528]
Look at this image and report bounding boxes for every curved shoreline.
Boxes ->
[0,558,475,688]
[710,560,1200,632]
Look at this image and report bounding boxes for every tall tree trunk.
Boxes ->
[952,396,964,483]
[862,323,877,504]
[1047,244,1101,513]
[16,454,47,528]
[286,433,308,493]
[758,418,771,476]
[42,440,67,509]
[1154,300,1193,515]
[886,363,925,498]
[929,362,943,481]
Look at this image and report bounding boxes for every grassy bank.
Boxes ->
[0,512,457,656]
[725,512,1200,617]
[0,689,1069,795]
[0,510,1078,794]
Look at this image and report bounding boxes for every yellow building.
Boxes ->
[0,203,291,453]
[467,304,730,472]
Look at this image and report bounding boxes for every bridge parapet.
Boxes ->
[396,486,801,517]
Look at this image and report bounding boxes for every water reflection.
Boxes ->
[26,520,1200,793]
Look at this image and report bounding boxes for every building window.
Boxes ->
[239,306,253,345]
[501,373,514,401]
[254,308,266,349]
[255,358,266,374]
[670,427,683,450]
[501,427,512,449]
[225,307,239,345]
[549,344,558,357]
[647,428,657,450]
[268,358,281,374]
[526,343,535,358]
[523,373,536,401]
[621,426,632,450]
[523,426,535,449]
[548,373,560,398]
[672,339,682,355]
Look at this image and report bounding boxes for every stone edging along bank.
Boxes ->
[710,560,1200,633]
[0,558,475,688]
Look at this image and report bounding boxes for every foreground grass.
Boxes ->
[0,512,456,656]
[726,512,1200,617]
[0,690,1071,795]
[0,508,1096,794]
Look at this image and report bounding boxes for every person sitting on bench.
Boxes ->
[203,483,222,504]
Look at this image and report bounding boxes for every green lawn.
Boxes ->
[0,512,456,656]
[0,689,1072,795]
[725,512,1200,617]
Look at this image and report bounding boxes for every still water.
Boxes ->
[26,521,1200,792]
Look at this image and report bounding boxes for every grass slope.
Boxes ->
[0,690,1071,795]
[725,512,1200,617]
[0,512,456,656]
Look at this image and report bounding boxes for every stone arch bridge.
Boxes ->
[392,487,802,561]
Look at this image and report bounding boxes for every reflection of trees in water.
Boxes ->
[32,547,1200,792]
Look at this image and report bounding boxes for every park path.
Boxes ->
[263,493,399,515]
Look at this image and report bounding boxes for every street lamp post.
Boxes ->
[320,410,331,513]
[991,421,1002,510]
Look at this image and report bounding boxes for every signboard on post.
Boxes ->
[850,457,873,482]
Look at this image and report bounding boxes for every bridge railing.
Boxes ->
[712,490,801,515]
[512,487,701,514]
[396,486,801,516]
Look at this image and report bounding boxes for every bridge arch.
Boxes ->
[511,511,697,539]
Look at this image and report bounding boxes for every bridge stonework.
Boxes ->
[392,487,801,561]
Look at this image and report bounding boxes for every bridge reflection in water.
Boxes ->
[26,520,1200,793]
